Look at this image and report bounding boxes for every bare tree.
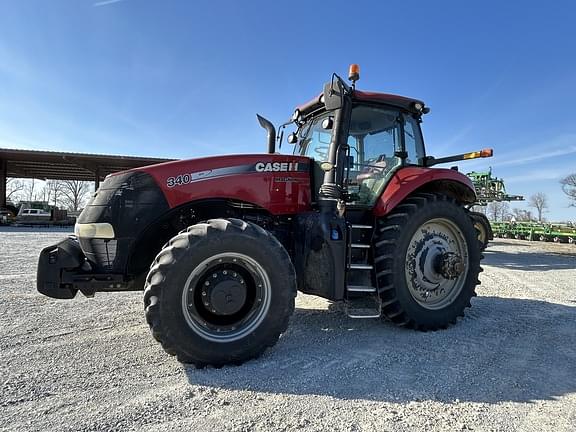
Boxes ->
[500,202,511,221]
[42,180,64,207]
[512,208,533,222]
[6,178,25,202]
[487,201,511,222]
[24,178,39,202]
[487,201,500,221]
[59,180,91,211]
[561,174,576,206]
[528,192,548,222]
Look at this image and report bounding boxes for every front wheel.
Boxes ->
[374,193,482,329]
[144,218,296,367]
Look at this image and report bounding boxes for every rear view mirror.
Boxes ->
[323,80,344,110]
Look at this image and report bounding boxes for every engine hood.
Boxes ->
[127,153,314,215]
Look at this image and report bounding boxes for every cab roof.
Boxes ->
[296,90,426,116]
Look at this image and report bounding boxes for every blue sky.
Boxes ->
[0,1,575,220]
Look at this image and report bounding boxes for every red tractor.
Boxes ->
[37,66,492,367]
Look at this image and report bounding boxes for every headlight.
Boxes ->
[74,223,115,239]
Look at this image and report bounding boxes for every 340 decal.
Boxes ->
[166,174,191,188]
[166,170,211,188]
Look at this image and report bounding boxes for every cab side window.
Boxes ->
[404,115,425,165]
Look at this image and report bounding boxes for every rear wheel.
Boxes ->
[144,218,296,367]
[373,193,482,329]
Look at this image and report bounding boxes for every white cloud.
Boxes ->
[492,144,576,168]
[93,0,127,7]
[506,168,573,184]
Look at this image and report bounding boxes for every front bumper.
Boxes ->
[37,238,84,299]
[37,237,129,299]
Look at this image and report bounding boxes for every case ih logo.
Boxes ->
[254,162,300,172]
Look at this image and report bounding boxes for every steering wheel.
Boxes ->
[356,156,388,182]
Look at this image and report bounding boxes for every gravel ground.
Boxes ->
[1,228,575,432]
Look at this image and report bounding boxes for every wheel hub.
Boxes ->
[434,252,464,279]
[405,218,469,310]
[201,271,247,315]
[182,253,272,343]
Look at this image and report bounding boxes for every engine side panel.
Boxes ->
[373,167,476,217]
[140,154,313,215]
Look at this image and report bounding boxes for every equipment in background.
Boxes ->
[466,168,524,249]
[16,201,75,226]
[492,221,576,244]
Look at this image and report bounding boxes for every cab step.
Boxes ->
[349,264,373,270]
[345,295,381,319]
[351,243,370,249]
[346,285,377,293]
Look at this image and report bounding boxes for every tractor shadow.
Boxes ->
[185,296,576,404]
[483,249,576,271]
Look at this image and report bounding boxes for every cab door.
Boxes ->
[346,105,425,207]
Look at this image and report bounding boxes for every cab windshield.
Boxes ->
[296,111,334,161]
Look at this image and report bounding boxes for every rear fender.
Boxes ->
[373,167,476,217]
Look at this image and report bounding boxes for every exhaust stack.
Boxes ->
[257,114,276,154]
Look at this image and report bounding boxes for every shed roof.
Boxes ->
[0,148,175,181]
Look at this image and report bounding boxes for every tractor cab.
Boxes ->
[278,65,491,214]
[294,93,426,207]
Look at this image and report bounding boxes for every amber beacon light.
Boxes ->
[348,64,360,82]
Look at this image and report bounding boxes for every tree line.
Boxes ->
[5,178,93,212]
